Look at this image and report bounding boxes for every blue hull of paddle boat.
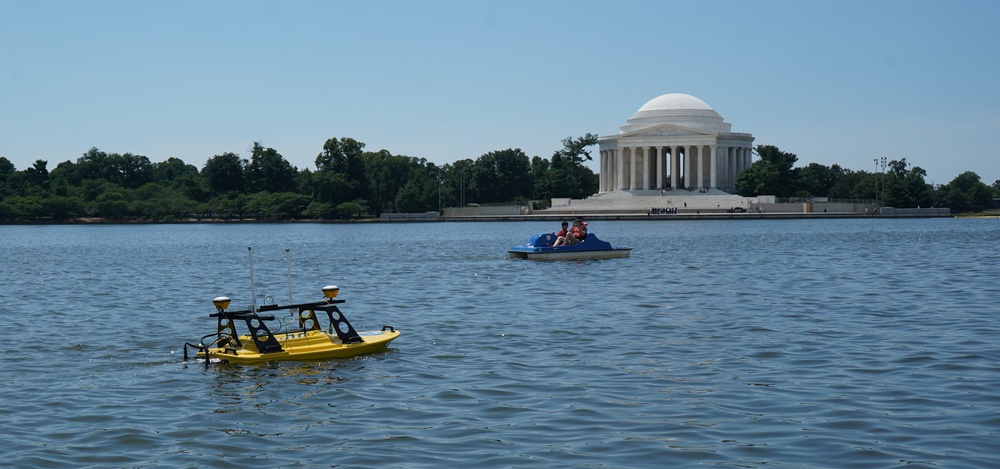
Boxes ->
[508,233,632,260]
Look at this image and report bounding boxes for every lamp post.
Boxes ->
[883,157,888,191]
[873,157,888,208]
[879,157,887,207]
[873,158,878,207]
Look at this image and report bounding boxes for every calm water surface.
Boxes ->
[1,219,998,468]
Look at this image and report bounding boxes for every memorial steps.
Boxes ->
[544,189,751,215]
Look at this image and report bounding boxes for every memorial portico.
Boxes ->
[598,93,754,193]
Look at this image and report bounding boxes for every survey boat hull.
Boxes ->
[198,328,399,364]
[508,233,632,260]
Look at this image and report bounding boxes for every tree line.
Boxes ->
[0,135,600,221]
[737,145,999,211]
[3,139,997,221]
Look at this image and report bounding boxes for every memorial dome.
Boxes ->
[621,93,730,133]
[637,93,714,112]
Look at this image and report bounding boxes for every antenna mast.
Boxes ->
[248,246,257,313]
[285,248,293,305]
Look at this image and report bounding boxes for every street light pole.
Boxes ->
[873,158,878,207]
[879,157,887,207]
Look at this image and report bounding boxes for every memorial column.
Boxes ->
[736,147,744,187]
[657,146,665,190]
[710,145,718,189]
[719,146,729,190]
[603,150,611,192]
[683,145,693,189]
[696,145,705,189]
[598,150,604,192]
[632,147,642,190]
[642,146,651,190]
[616,148,625,192]
[670,146,679,190]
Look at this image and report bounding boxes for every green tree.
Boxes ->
[365,150,412,213]
[242,192,268,219]
[798,163,846,198]
[736,145,800,197]
[530,156,553,204]
[0,199,17,219]
[394,180,427,213]
[260,192,310,218]
[736,160,781,196]
[894,169,934,208]
[205,193,244,219]
[3,171,30,197]
[246,142,297,192]
[303,200,336,219]
[557,133,599,164]
[879,159,933,208]
[75,148,114,182]
[130,182,197,220]
[9,196,46,218]
[939,171,993,211]
[171,172,210,203]
[473,148,533,204]
[0,156,15,184]
[73,148,152,188]
[114,153,152,188]
[385,159,440,214]
[443,159,475,207]
[47,161,78,197]
[202,152,245,194]
[310,170,353,206]
[0,156,15,199]
[336,200,368,219]
[92,189,130,218]
[828,170,876,200]
[24,159,49,187]
[316,137,368,200]
[42,195,84,219]
[152,157,199,185]
[547,134,599,199]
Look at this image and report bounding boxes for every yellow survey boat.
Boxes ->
[184,284,399,366]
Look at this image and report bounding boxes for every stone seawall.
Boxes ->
[440,210,950,222]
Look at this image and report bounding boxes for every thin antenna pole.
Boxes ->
[285,248,293,305]
[248,246,257,313]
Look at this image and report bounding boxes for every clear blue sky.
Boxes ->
[3,0,998,186]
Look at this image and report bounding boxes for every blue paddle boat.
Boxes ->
[508,232,632,260]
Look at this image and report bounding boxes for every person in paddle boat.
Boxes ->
[553,219,587,246]
[574,217,588,240]
[549,221,569,245]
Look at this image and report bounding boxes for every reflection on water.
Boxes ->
[206,361,355,416]
[1,219,998,467]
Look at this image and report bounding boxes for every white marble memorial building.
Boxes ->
[597,93,754,193]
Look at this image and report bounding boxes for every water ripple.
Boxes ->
[1,219,998,467]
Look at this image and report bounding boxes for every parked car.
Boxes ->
[728,207,747,213]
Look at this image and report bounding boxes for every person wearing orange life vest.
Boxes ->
[555,219,588,246]
[574,217,588,240]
